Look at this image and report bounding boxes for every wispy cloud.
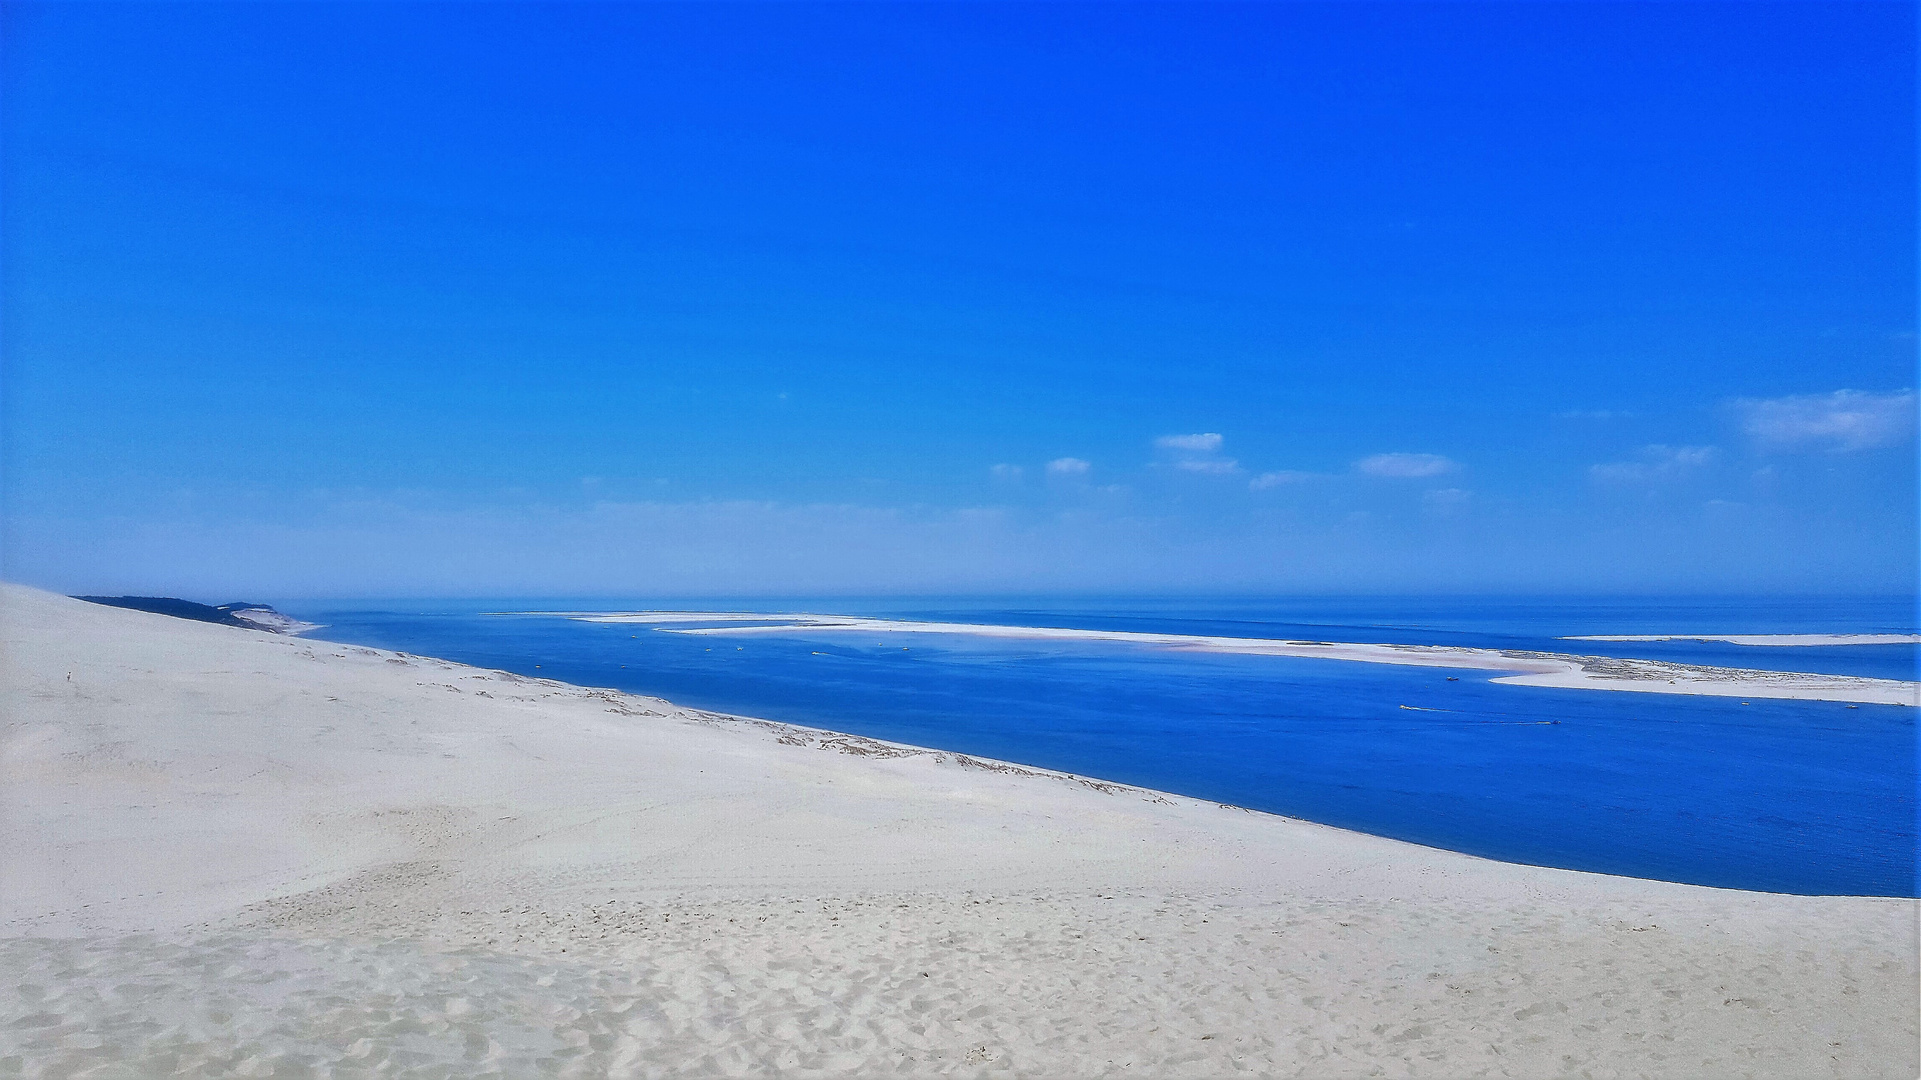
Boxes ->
[1045,457,1092,477]
[1589,444,1716,483]
[989,464,1023,481]
[1173,458,1240,474]
[1154,433,1223,453]
[1734,389,1916,452]
[1249,470,1317,490]
[1355,452,1457,478]
[1154,432,1239,475]
[1423,487,1472,511]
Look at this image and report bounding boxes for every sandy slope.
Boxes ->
[1,584,1915,1077]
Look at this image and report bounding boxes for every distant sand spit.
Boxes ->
[554,612,1920,706]
[5,584,1916,1077]
[1565,632,1921,646]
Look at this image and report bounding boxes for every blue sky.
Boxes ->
[2,1,1914,597]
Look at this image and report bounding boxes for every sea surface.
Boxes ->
[290,595,1918,897]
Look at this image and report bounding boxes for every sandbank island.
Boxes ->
[3,585,1916,1076]
[559,611,1919,706]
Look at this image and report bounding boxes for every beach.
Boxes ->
[3,584,1916,1077]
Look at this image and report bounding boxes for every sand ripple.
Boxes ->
[6,887,1916,1078]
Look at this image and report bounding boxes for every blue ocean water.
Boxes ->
[290,596,1917,897]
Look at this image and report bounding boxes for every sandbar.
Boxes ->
[559,612,1921,706]
[1565,633,1921,646]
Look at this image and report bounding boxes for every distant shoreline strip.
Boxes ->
[501,612,1919,707]
[1562,633,1920,646]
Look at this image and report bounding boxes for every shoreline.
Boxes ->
[548,611,1919,706]
[1565,632,1921,646]
[5,584,1917,1076]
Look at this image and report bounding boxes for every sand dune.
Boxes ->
[3,584,1916,1076]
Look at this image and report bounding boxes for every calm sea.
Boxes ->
[287,596,1917,897]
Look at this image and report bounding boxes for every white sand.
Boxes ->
[560,612,1920,706]
[1565,633,1921,647]
[4,584,1916,1077]
[226,606,326,635]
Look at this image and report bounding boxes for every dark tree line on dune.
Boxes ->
[75,595,282,628]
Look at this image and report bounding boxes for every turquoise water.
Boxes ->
[293,596,1917,897]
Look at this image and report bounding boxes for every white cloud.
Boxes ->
[1153,432,1238,475]
[1735,389,1916,452]
[1155,433,1223,453]
[1355,452,1457,478]
[1589,444,1717,483]
[1249,470,1316,490]
[1423,487,1472,509]
[1173,458,1240,475]
[989,464,1023,481]
[1046,457,1091,477]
